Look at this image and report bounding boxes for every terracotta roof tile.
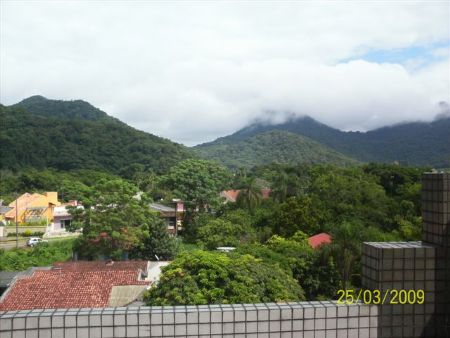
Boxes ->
[220,190,240,202]
[0,261,150,311]
[53,260,148,271]
[308,233,332,249]
[221,189,271,203]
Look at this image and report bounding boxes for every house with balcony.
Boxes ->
[150,200,184,235]
[49,200,82,235]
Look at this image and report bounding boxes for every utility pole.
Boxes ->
[15,193,18,249]
[173,198,181,237]
[174,200,178,237]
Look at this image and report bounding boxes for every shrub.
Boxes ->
[0,239,74,271]
[144,250,304,305]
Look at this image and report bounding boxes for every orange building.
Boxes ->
[5,192,60,225]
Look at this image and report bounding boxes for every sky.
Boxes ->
[1,1,449,146]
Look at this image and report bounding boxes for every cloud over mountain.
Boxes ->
[1,2,449,145]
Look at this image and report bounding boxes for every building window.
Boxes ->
[61,219,71,229]
[167,220,175,230]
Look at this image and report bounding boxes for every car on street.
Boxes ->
[26,237,48,247]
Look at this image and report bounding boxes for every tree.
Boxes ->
[362,163,423,197]
[236,178,262,213]
[144,250,304,305]
[196,219,256,250]
[162,159,231,214]
[134,218,177,260]
[119,163,146,181]
[271,172,289,202]
[232,167,249,188]
[324,221,363,291]
[267,196,323,237]
[309,166,391,229]
[271,171,307,202]
[238,233,340,300]
[69,178,174,260]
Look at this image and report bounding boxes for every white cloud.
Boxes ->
[1,1,449,145]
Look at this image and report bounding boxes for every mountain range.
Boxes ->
[195,115,450,168]
[1,96,449,173]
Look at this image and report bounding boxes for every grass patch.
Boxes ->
[0,239,74,271]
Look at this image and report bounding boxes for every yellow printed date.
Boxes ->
[336,289,425,305]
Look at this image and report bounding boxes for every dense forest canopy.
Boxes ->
[142,162,428,304]
[195,115,450,168]
[0,97,194,174]
[0,160,430,304]
[194,130,357,169]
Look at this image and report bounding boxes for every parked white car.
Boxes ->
[27,237,48,247]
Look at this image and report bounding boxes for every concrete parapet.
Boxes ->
[0,302,378,338]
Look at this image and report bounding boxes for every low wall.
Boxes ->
[0,302,378,338]
[3,226,46,235]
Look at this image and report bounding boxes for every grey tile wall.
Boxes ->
[0,302,378,338]
[421,173,450,247]
[362,241,436,337]
[422,173,450,337]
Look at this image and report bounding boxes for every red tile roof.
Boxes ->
[261,188,271,199]
[53,260,148,271]
[221,190,241,202]
[308,233,332,249]
[0,261,150,311]
[221,189,271,203]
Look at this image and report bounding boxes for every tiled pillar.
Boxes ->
[361,172,450,337]
[421,173,450,337]
[421,173,450,246]
[362,241,436,337]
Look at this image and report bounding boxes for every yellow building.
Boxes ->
[0,205,12,223]
[5,192,60,225]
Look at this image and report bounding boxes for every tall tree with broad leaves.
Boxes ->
[161,159,231,214]
[69,178,175,260]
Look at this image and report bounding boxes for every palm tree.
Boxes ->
[235,167,248,184]
[272,172,289,202]
[322,221,362,291]
[236,178,263,213]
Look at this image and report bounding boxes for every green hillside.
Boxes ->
[197,115,450,168]
[11,95,109,121]
[194,129,357,169]
[0,96,194,174]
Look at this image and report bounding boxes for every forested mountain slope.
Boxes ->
[0,96,194,173]
[194,129,357,169]
[196,115,450,168]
